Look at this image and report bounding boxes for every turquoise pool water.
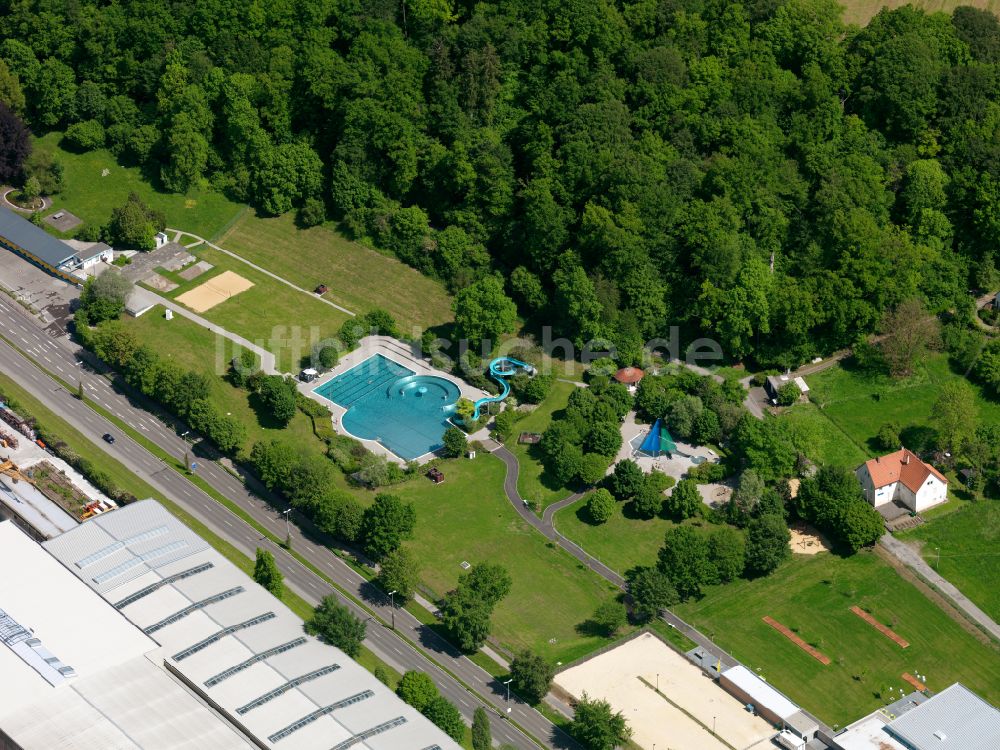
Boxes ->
[313,354,460,460]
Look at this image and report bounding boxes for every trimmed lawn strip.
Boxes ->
[673,552,1000,726]
[123,307,324,456]
[897,501,1000,623]
[216,211,454,333]
[553,494,677,575]
[35,132,244,239]
[647,619,698,653]
[509,380,577,509]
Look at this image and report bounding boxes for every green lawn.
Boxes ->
[216,212,454,333]
[375,456,626,664]
[174,245,352,371]
[124,305,324,459]
[674,551,1000,726]
[898,501,1000,623]
[791,354,1000,458]
[508,380,578,509]
[553,493,678,575]
[35,132,245,240]
[780,402,868,469]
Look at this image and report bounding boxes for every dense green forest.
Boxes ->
[2,0,999,366]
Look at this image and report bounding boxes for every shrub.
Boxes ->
[64,119,106,151]
[441,426,468,458]
[586,489,616,524]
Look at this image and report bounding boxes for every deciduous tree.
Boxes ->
[509,650,555,704]
[361,494,416,562]
[253,548,283,597]
[570,694,632,750]
[306,596,366,657]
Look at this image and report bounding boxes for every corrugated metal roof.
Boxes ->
[43,500,461,750]
[721,665,800,720]
[0,205,76,267]
[0,521,255,750]
[886,683,1000,750]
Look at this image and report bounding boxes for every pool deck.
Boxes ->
[299,336,488,465]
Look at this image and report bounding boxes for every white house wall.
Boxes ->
[856,468,893,507]
[913,478,947,512]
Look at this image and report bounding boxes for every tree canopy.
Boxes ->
[0,1,991,366]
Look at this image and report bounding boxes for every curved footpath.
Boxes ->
[492,445,738,669]
[0,297,573,750]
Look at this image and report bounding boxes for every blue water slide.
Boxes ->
[471,357,534,420]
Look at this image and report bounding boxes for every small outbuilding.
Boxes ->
[613,367,645,388]
[426,467,445,484]
[764,374,809,403]
[299,368,319,383]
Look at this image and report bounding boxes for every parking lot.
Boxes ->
[0,248,79,332]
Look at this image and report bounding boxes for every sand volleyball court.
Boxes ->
[175,270,254,312]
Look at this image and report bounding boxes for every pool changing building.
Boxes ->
[0,500,459,750]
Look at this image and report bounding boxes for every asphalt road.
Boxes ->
[0,296,577,750]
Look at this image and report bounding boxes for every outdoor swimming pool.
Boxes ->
[313,354,461,460]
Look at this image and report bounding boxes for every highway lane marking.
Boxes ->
[0,340,552,749]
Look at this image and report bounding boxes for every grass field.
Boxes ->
[780,401,868,469]
[841,0,1000,25]
[173,245,352,370]
[788,354,1000,463]
[898,501,1000,622]
[553,493,677,575]
[508,381,577,509]
[216,212,454,334]
[358,456,627,664]
[34,132,244,240]
[125,305,324,458]
[673,551,1000,726]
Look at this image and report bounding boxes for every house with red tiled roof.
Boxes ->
[855,448,948,513]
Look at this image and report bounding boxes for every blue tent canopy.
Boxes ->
[638,419,679,457]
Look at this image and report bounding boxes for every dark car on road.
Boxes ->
[102,433,115,444]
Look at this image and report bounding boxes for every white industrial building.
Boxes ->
[0,520,255,750]
[1,501,459,750]
[830,683,1000,750]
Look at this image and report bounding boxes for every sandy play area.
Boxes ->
[175,270,253,312]
[555,632,775,750]
[789,521,833,555]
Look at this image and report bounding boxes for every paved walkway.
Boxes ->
[493,447,748,682]
[148,291,279,375]
[167,227,356,317]
[493,446,621,586]
[879,534,1000,643]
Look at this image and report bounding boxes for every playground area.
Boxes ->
[174,270,254,312]
[615,412,721,482]
[555,632,776,750]
[789,521,833,555]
